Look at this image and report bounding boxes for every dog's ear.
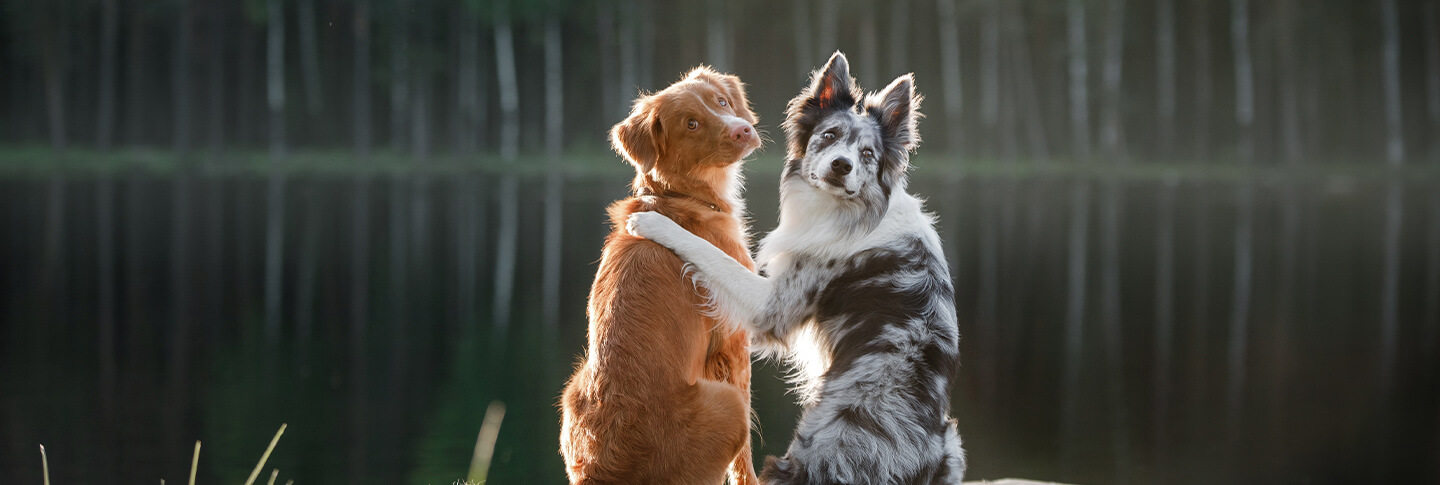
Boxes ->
[611,98,663,173]
[867,74,923,195]
[869,74,922,153]
[808,52,858,111]
[784,51,860,159]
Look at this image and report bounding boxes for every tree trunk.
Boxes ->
[596,1,620,121]
[794,0,814,81]
[492,0,521,364]
[706,0,730,71]
[390,2,410,151]
[887,0,910,78]
[1231,0,1255,161]
[298,0,323,117]
[1011,13,1049,160]
[1100,0,1127,159]
[455,6,480,156]
[354,0,371,157]
[1381,0,1405,165]
[542,18,565,332]
[1225,0,1255,444]
[981,0,1000,153]
[1277,0,1302,163]
[1191,0,1212,158]
[97,0,119,149]
[206,0,227,160]
[39,2,67,150]
[1426,0,1440,160]
[620,0,640,100]
[173,0,195,154]
[1060,181,1091,467]
[1155,0,1176,158]
[264,0,287,343]
[126,0,147,144]
[936,0,963,153]
[1067,0,1090,159]
[817,0,837,58]
[858,2,879,84]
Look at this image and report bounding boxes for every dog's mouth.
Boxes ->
[815,172,857,196]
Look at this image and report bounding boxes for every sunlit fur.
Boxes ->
[628,52,965,484]
[560,66,763,485]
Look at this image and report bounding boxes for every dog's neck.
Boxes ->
[633,164,744,215]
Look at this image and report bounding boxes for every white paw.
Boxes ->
[626,211,680,240]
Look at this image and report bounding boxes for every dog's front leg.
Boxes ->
[627,211,772,330]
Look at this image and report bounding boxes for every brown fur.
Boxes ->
[561,67,762,485]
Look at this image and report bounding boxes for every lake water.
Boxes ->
[1,165,1437,484]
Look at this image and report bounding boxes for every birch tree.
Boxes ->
[263,0,287,343]
[491,0,522,364]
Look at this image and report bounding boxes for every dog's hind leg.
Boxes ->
[652,378,753,485]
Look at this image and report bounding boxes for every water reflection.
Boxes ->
[1,167,1437,484]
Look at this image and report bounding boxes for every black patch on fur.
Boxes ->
[817,238,931,379]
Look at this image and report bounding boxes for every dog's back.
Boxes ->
[560,66,763,485]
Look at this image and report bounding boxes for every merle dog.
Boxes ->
[628,52,965,485]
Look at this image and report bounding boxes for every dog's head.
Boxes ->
[782,51,921,201]
[611,67,761,177]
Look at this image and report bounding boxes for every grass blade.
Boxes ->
[466,401,507,485]
[39,445,50,485]
[189,441,201,485]
[266,469,278,485]
[243,424,287,485]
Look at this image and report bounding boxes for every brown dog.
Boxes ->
[560,67,762,484]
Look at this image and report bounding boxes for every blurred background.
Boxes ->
[1,0,1438,483]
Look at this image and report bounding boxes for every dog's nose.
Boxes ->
[730,124,754,143]
[831,158,852,175]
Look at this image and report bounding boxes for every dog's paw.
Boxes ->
[626,211,682,241]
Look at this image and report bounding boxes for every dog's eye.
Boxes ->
[822,132,836,141]
[861,149,874,160]
[687,119,699,130]
[717,97,728,107]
